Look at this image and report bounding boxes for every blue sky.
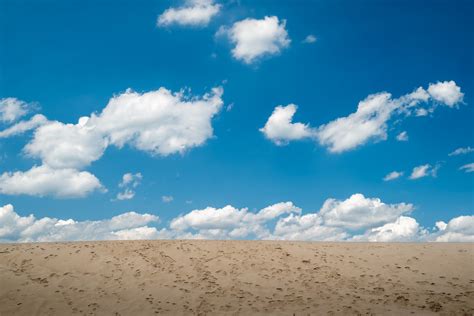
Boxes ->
[0,0,473,242]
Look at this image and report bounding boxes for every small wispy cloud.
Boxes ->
[226,102,234,112]
[119,172,142,188]
[383,171,403,181]
[396,131,408,142]
[116,189,135,201]
[116,172,142,201]
[449,146,474,156]
[302,34,317,44]
[459,163,474,173]
[409,164,439,180]
[162,195,174,203]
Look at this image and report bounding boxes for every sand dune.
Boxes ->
[0,241,473,315]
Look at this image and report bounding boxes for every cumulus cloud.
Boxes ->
[170,202,301,239]
[111,226,166,240]
[396,131,408,141]
[0,97,33,123]
[319,193,413,230]
[435,221,448,231]
[459,163,474,173]
[383,171,403,181]
[0,165,104,198]
[427,80,464,107]
[1,199,472,242]
[0,204,162,242]
[0,205,35,240]
[409,164,438,179]
[272,214,348,241]
[24,86,222,169]
[169,195,414,240]
[351,216,425,242]
[25,117,108,170]
[157,0,221,27]
[0,87,224,198]
[449,147,474,156]
[259,104,314,145]
[302,34,317,44]
[92,86,224,157]
[316,93,396,153]
[432,216,474,242]
[261,81,464,153]
[220,16,290,64]
[170,205,247,231]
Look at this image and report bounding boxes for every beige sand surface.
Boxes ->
[0,241,473,315]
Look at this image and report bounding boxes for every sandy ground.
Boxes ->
[0,241,473,315]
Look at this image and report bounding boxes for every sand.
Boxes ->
[0,241,473,315]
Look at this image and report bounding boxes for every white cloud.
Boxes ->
[316,93,396,153]
[111,226,166,240]
[459,163,474,173]
[0,165,104,198]
[435,221,447,231]
[92,86,224,156]
[107,211,159,230]
[0,204,161,242]
[405,86,430,105]
[162,195,174,203]
[432,216,474,242]
[225,102,234,112]
[352,216,425,242]
[396,131,408,141]
[415,108,429,116]
[24,87,223,169]
[116,189,135,201]
[272,214,348,241]
[116,172,142,200]
[0,97,33,123]
[409,164,438,179]
[1,200,472,242]
[259,104,314,145]
[302,34,317,44]
[0,114,48,138]
[24,117,108,169]
[319,193,413,230]
[427,80,464,107]
[449,146,474,156]
[0,204,35,240]
[119,172,142,188]
[221,16,290,64]
[262,81,464,153]
[254,202,302,221]
[0,87,223,198]
[157,0,221,27]
[170,205,247,231]
[169,195,414,240]
[383,171,403,181]
[170,202,301,239]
